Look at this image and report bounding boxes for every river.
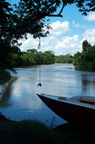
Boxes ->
[0,63,95,127]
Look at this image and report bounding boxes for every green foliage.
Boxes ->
[1,115,95,144]
[0,44,21,69]
[55,53,73,63]
[13,120,52,144]
[0,70,11,84]
[12,49,55,66]
[43,51,55,64]
[73,41,95,71]
[82,40,91,51]
[0,0,95,71]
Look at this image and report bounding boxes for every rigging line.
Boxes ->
[37,37,42,87]
[39,64,41,83]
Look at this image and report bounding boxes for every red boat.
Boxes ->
[37,93,95,129]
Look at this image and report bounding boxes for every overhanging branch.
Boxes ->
[59,1,65,15]
[17,6,28,26]
[47,14,63,17]
[43,1,64,18]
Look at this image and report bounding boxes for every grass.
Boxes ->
[0,113,95,144]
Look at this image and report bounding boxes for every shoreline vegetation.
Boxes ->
[0,39,95,143]
[1,41,95,73]
[0,1,95,143]
[0,113,95,144]
[0,48,73,68]
[73,41,95,72]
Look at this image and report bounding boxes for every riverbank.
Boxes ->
[0,113,95,144]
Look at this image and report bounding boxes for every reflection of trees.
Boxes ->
[81,74,95,94]
[82,74,95,86]
[0,70,11,85]
[0,77,17,108]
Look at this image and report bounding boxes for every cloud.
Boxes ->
[82,28,95,45]
[75,24,87,28]
[40,35,81,56]
[72,21,87,28]
[20,21,70,51]
[50,21,70,36]
[20,21,82,56]
[72,21,75,25]
[20,34,81,56]
[20,34,39,51]
[84,12,95,21]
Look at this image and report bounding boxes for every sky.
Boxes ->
[8,0,95,56]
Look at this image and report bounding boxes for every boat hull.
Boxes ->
[37,94,95,129]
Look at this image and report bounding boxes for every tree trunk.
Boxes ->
[1,32,12,54]
[0,31,13,65]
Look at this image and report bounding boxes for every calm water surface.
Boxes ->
[0,64,95,127]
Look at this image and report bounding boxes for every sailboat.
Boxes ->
[37,93,95,129]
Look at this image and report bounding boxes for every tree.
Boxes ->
[44,51,55,64]
[27,49,38,54]
[75,0,95,15]
[82,40,91,51]
[0,0,95,69]
[73,43,95,71]
[55,53,73,63]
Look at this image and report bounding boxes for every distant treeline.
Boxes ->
[12,49,55,67]
[1,40,95,72]
[55,54,73,63]
[73,40,95,71]
[0,46,73,69]
[12,50,73,67]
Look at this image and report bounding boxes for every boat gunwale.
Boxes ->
[37,93,95,110]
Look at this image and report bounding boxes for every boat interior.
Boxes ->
[58,95,95,105]
[39,93,95,107]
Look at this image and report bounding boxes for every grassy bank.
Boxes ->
[0,113,95,144]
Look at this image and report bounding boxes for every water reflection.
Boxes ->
[0,77,17,108]
[0,64,95,127]
[81,73,95,96]
[12,77,42,110]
